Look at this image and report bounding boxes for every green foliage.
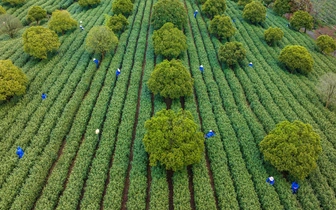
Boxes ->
[0,6,6,15]
[260,120,322,180]
[151,0,187,30]
[0,14,23,38]
[202,0,227,19]
[197,0,207,3]
[290,10,313,32]
[78,0,100,7]
[279,45,313,74]
[209,15,236,40]
[238,0,252,7]
[85,26,118,59]
[153,22,187,59]
[1,0,25,5]
[264,27,284,45]
[273,0,290,16]
[316,35,336,54]
[263,0,274,6]
[243,1,267,24]
[27,6,47,25]
[48,10,77,34]
[143,109,204,171]
[317,72,336,108]
[0,60,28,101]
[147,59,194,99]
[105,14,129,34]
[218,41,246,68]
[22,26,60,59]
[112,0,133,17]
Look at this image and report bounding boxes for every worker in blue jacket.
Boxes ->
[249,62,253,67]
[116,68,121,79]
[291,182,299,194]
[199,65,204,73]
[16,147,24,159]
[205,130,215,139]
[266,176,275,186]
[93,58,99,69]
[41,93,47,100]
[194,10,198,18]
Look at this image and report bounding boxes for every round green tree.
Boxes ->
[202,0,226,19]
[143,109,204,171]
[147,59,193,102]
[112,0,133,17]
[22,26,60,59]
[0,14,23,38]
[1,0,25,5]
[279,45,313,74]
[260,120,322,180]
[289,10,313,32]
[273,0,290,16]
[238,0,252,7]
[316,35,336,55]
[86,26,118,60]
[27,6,47,25]
[243,1,267,24]
[151,0,187,30]
[209,15,236,40]
[264,27,284,46]
[0,60,28,101]
[153,22,187,59]
[218,41,246,68]
[48,10,77,34]
[78,0,100,7]
[0,6,6,15]
[105,14,129,34]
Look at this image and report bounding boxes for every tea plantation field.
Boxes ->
[1,0,336,209]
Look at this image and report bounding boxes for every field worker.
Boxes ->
[194,10,198,18]
[291,182,299,194]
[116,68,121,78]
[16,147,24,159]
[41,93,47,100]
[205,130,215,139]
[93,58,99,69]
[287,23,290,28]
[266,176,275,185]
[232,18,236,23]
[249,62,253,67]
[199,65,204,73]
[80,25,84,30]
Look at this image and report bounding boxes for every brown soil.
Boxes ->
[167,170,174,210]
[187,166,196,210]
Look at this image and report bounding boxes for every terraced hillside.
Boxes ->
[0,0,336,209]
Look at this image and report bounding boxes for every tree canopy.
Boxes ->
[202,0,227,19]
[279,45,313,74]
[238,0,252,7]
[112,0,133,17]
[143,109,204,171]
[78,0,100,7]
[218,41,246,68]
[273,0,290,16]
[0,60,28,101]
[27,6,47,25]
[2,0,25,5]
[151,0,187,30]
[260,120,322,180]
[290,10,313,32]
[317,72,336,108]
[152,22,187,59]
[86,26,118,60]
[0,6,6,15]
[0,14,23,38]
[243,1,267,24]
[316,35,336,55]
[209,15,236,40]
[147,59,193,100]
[105,14,129,34]
[264,27,284,46]
[48,10,77,34]
[22,26,60,59]
[290,0,313,13]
